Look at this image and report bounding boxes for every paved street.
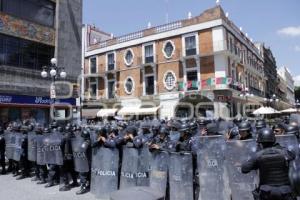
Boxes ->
[0,174,97,200]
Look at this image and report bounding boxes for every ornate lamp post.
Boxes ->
[239,87,254,116]
[264,94,279,108]
[41,58,67,120]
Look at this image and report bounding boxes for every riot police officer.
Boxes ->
[16,125,30,180]
[59,124,79,191]
[227,121,253,140]
[241,128,296,200]
[75,129,91,195]
[36,125,48,185]
[285,124,300,139]
[255,119,267,132]
[0,126,5,174]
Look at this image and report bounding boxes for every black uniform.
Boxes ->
[17,126,30,179]
[59,126,78,191]
[0,127,5,174]
[242,128,296,200]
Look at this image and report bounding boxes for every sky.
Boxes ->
[83,0,300,85]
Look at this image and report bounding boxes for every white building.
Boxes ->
[278,66,295,105]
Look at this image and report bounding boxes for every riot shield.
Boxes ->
[91,147,119,199]
[4,131,15,160]
[225,139,258,200]
[149,151,169,196]
[276,134,299,155]
[197,135,230,200]
[13,132,24,162]
[36,135,45,166]
[43,132,64,166]
[168,152,194,200]
[119,147,139,189]
[137,147,151,186]
[71,135,90,173]
[27,132,37,162]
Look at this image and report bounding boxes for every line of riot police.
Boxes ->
[0,116,300,200]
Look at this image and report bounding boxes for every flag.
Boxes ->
[187,81,192,89]
[207,78,215,86]
[178,82,185,91]
[192,80,198,88]
[216,77,226,85]
[201,79,208,88]
[227,78,233,85]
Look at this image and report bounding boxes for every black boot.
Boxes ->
[76,184,89,195]
[59,184,71,192]
[45,182,55,188]
[1,169,6,175]
[70,181,79,188]
[31,176,40,182]
[16,174,29,180]
[37,179,47,184]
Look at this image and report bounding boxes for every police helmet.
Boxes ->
[255,119,267,129]
[43,127,51,134]
[285,125,299,136]
[238,121,251,132]
[50,121,58,129]
[81,130,90,139]
[257,128,276,144]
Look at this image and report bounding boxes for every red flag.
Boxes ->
[187,81,192,89]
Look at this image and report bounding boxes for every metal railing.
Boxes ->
[155,21,182,33]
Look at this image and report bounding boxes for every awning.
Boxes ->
[81,109,99,119]
[280,108,298,114]
[118,107,140,116]
[137,106,160,115]
[118,106,160,116]
[253,107,280,115]
[97,108,118,117]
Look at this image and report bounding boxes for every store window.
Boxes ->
[186,71,198,91]
[124,49,134,66]
[164,71,176,91]
[1,0,55,27]
[163,41,175,59]
[124,77,134,94]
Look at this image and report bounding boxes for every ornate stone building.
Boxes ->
[83,5,266,119]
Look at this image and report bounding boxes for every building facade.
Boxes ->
[278,66,295,106]
[256,43,278,99]
[83,6,266,119]
[0,0,82,125]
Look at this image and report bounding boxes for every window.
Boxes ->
[90,57,97,74]
[163,71,176,91]
[145,76,154,95]
[2,0,55,27]
[107,53,115,71]
[163,40,175,59]
[185,35,197,56]
[124,49,134,66]
[186,71,198,91]
[108,80,115,99]
[124,77,135,94]
[89,77,97,98]
[144,44,154,63]
[0,34,54,70]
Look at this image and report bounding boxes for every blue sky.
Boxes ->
[83,0,300,84]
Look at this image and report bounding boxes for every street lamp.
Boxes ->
[264,94,279,108]
[239,87,254,116]
[41,58,67,121]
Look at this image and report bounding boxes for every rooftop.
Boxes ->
[87,5,259,55]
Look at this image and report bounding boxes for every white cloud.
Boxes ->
[294,75,300,86]
[295,45,300,52]
[278,26,300,37]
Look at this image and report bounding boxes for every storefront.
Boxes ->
[0,94,76,126]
